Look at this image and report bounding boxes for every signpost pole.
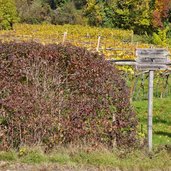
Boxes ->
[148,70,154,152]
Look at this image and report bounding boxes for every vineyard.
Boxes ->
[0,24,150,60]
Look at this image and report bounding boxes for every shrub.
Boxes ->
[152,27,169,46]
[0,42,138,150]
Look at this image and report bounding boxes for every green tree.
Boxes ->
[51,1,84,25]
[0,0,19,30]
[42,0,87,10]
[74,0,86,9]
[85,0,106,26]
[113,0,151,34]
[101,0,117,28]
[85,0,151,33]
[43,0,69,9]
[133,0,151,34]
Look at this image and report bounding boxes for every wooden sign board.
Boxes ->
[136,48,170,70]
[136,64,168,70]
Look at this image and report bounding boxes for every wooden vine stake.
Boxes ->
[96,36,101,52]
[62,32,67,45]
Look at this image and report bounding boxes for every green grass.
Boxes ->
[133,97,171,146]
[20,150,47,164]
[0,150,17,161]
[0,146,171,170]
[48,153,71,164]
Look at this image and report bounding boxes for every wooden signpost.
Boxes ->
[136,48,170,71]
[136,49,169,151]
[109,48,170,151]
[136,48,170,151]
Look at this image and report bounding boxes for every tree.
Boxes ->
[112,0,151,34]
[152,0,171,28]
[0,0,19,30]
[42,0,86,10]
[16,0,52,24]
[49,0,56,10]
[85,0,151,33]
[73,0,87,9]
[44,0,69,9]
[132,0,151,34]
[85,0,105,26]
[51,1,83,25]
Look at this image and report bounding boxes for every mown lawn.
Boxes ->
[133,97,171,146]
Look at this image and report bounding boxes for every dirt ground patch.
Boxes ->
[0,161,117,171]
[1,162,171,171]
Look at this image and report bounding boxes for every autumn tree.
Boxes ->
[152,0,171,28]
[12,0,171,35]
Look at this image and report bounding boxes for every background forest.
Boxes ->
[0,0,171,38]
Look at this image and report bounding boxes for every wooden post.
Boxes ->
[148,70,154,152]
[96,36,101,52]
[62,32,67,44]
[130,74,139,101]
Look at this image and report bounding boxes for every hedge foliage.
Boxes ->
[0,42,138,150]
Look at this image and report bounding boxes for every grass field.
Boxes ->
[133,97,171,146]
[0,144,171,170]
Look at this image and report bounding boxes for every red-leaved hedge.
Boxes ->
[0,42,138,150]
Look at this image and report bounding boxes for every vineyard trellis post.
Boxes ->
[96,36,101,52]
[62,32,67,44]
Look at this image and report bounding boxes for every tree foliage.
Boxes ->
[152,0,171,28]
[0,0,170,35]
[0,0,18,30]
[85,0,151,34]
